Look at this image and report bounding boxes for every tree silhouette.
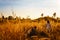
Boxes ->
[53,12,56,18]
[8,16,13,20]
[1,13,4,19]
[41,13,43,17]
[2,16,4,19]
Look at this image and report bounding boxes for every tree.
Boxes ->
[53,12,56,18]
[2,16,4,19]
[1,13,4,19]
[8,16,13,20]
[41,13,43,17]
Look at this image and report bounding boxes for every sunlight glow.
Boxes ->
[0,0,60,19]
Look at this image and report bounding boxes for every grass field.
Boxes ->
[0,16,60,40]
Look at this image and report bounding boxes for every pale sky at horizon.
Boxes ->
[0,0,60,19]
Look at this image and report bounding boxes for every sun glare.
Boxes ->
[57,0,60,5]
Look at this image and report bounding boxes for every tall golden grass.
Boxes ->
[0,16,60,40]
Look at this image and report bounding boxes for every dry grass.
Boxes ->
[0,17,60,40]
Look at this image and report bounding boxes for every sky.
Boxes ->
[0,0,60,19]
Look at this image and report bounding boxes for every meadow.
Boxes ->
[0,16,60,40]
